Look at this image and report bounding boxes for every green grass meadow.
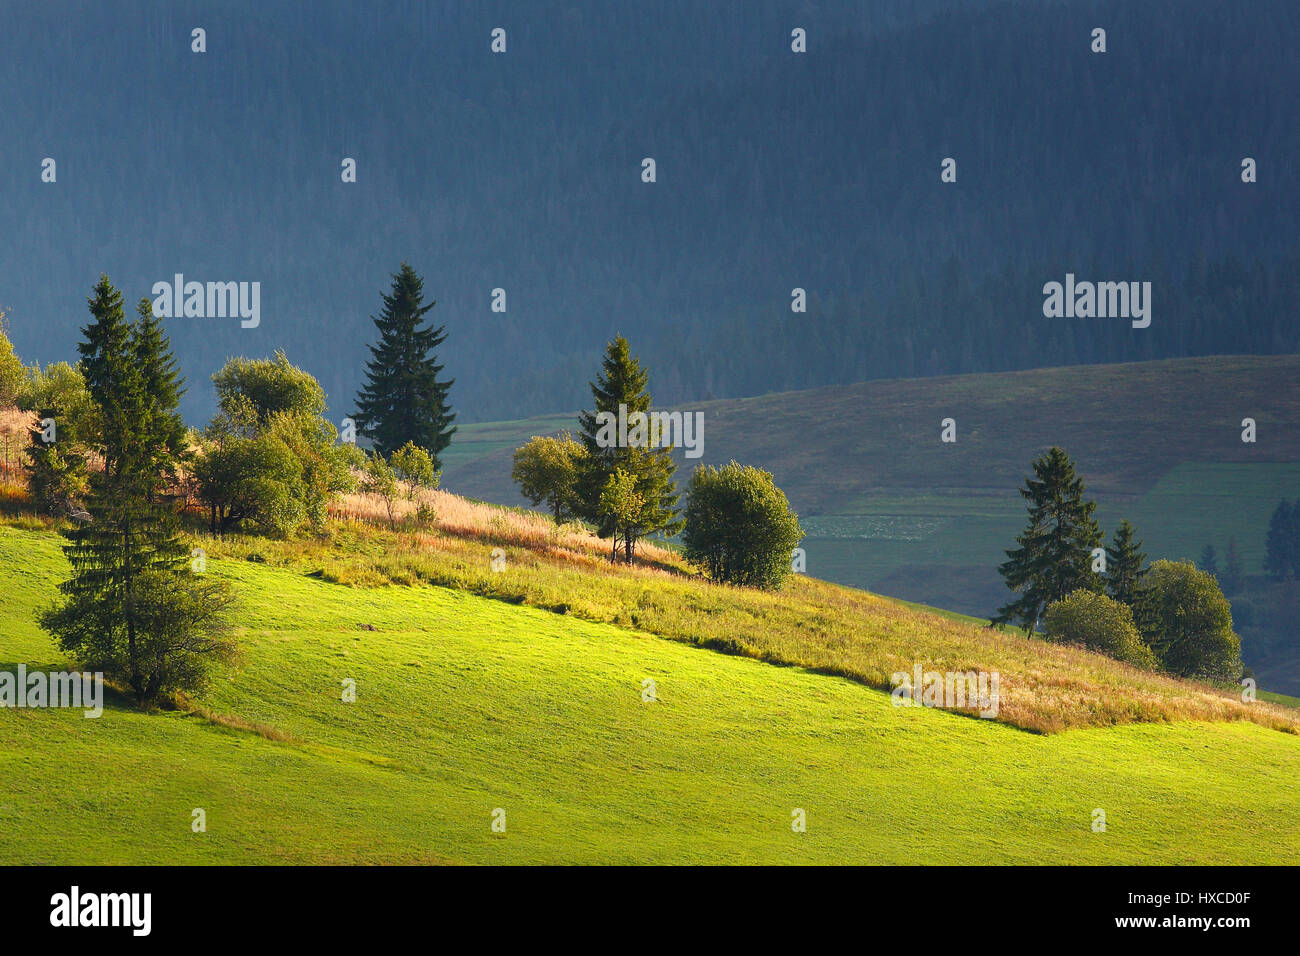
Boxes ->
[2,525,1297,865]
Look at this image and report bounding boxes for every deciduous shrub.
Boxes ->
[512,432,586,522]
[1044,589,1158,669]
[390,441,439,499]
[0,316,26,407]
[682,462,803,590]
[1133,560,1243,684]
[195,353,355,535]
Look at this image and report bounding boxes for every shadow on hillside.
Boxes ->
[601,552,687,578]
[0,660,145,715]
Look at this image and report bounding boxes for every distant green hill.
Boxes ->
[442,356,1300,691]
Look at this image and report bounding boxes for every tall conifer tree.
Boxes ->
[993,447,1103,634]
[576,336,680,560]
[132,297,188,487]
[1264,500,1296,580]
[43,276,190,699]
[1221,536,1244,595]
[1105,519,1147,606]
[354,263,455,462]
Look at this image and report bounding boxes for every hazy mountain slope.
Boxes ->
[1,0,1296,424]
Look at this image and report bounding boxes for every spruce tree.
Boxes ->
[1199,544,1218,577]
[1106,519,1147,607]
[1264,500,1294,580]
[576,336,681,560]
[993,447,1103,634]
[131,297,188,486]
[77,276,141,483]
[354,263,456,462]
[43,276,190,699]
[1221,537,1244,596]
[24,413,88,516]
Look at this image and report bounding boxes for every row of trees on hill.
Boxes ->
[993,447,1243,684]
[19,264,456,535]
[195,263,455,537]
[6,264,458,702]
[1193,502,1300,595]
[512,335,803,588]
[7,265,808,703]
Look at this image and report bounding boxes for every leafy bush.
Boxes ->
[362,450,400,529]
[414,501,438,526]
[682,461,803,589]
[211,350,326,425]
[18,362,95,516]
[264,411,356,532]
[390,441,439,499]
[1133,560,1243,684]
[0,316,26,407]
[193,431,307,536]
[1044,589,1158,669]
[195,354,354,535]
[512,432,586,522]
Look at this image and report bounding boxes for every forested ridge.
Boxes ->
[1,0,1295,424]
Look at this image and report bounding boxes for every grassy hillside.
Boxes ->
[198,489,1299,736]
[2,521,1298,865]
[441,355,1300,690]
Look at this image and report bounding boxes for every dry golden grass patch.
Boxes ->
[0,407,35,519]
[332,485,677,565]
[0,407,33,478]
[181,701,300,743]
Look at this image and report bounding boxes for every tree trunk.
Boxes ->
[124,526,142,700]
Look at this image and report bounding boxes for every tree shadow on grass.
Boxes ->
[0,660,141,714]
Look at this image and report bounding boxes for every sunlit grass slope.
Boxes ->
[2,523,1298,865]
[192,488,1298,736]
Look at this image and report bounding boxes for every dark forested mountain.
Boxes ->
[1,0,1296,425]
